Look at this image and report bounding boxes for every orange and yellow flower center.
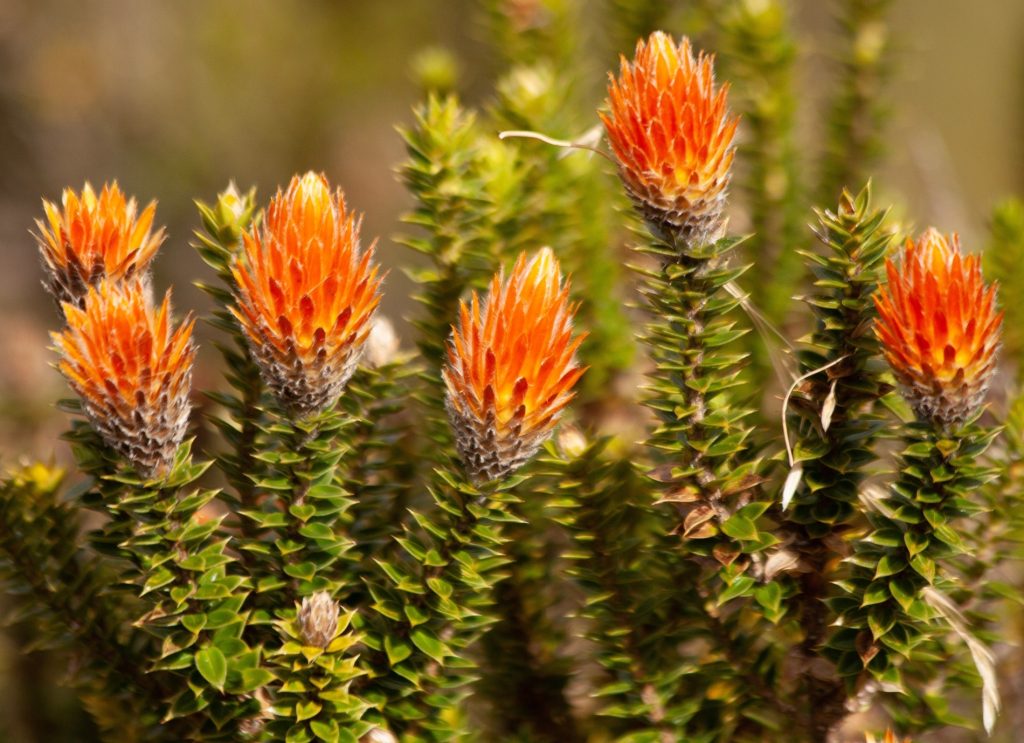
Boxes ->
[53,279,195,476]
[601,32,738,245]
[444,248,586,482]
[874,229,1002,425]
[231,172,383,416]
[35,182,164,307]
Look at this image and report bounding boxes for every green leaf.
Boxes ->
[717,576,755,606]
[194,646,227,691]
[295,700,322,722]
[310,718,340,743]
[720,514,758,541]
[236,668,274,694]
[410,628,447,663]
[874,554,906,579]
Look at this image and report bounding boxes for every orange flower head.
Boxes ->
[231,172,383,417]
[35,182,164,310]
[443,248,587,483]
[53,280,195,478]
[874,229,1002,427]
[602,32,739,247]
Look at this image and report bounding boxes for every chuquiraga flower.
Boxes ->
[601,31,739,247]
[53,279,195,477]
[34,182,164,310]
[231,172,383,417]
[874,229,1002,427]
[443,248,586,483]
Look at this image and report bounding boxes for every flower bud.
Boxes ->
[297,591,339,648]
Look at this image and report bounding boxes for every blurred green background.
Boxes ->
[0,1,1023,740]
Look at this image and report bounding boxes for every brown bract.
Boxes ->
[601,32,738,247]
[35,182,164,310]
[874,229,1002,427]
[53,279,194,478]
[443,248,586,483]
[230,172,383,417]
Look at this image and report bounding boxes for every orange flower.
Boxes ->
[35,182,164,309]
[53,280,195,477]
[874,229,1002,427]
[231,172,383,417]
[601,32,739,246]
[443,248,586,483]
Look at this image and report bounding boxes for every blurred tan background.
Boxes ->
[0,1,1023,741]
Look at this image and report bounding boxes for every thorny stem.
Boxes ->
[233,353,265,542]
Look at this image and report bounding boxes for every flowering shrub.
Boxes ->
[3,4,1023,743]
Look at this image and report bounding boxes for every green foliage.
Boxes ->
[819,0,893,204]
[4,5,1023,742]
[399,95,494,376]
[828,420,1000,728]
[719,0,804,326]
[358,467,520,741]
[638,233,763,558]
[985,198,1024,376]
[0,464,162,739]
[779,183,894,737]
[266,608,372,743]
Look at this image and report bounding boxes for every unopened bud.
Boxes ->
[297,591,339,648]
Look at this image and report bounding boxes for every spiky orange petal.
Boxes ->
[874,229,1002,427]
[53,280,195,477]
[230,172,383,417]
[35,182,164,309]
[601,32,739,246]
[443,248,586,483]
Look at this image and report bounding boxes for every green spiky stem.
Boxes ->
[192,187,270,562]
[545,440,683,740]
[264,608,372,742]
[639,235,763,555]
[359,470,519,741]
[783,184,891,739]
[65,415,261,737]
[828,418,999,731]
[720,0,804,327]
[241,408,359,613]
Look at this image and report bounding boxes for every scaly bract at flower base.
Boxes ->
[35,182,164,310]
[602,32,739,246]
[443,247,586,483]
[231,172,383,417]
[53,280,195,478]
[874,229,1002,427]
